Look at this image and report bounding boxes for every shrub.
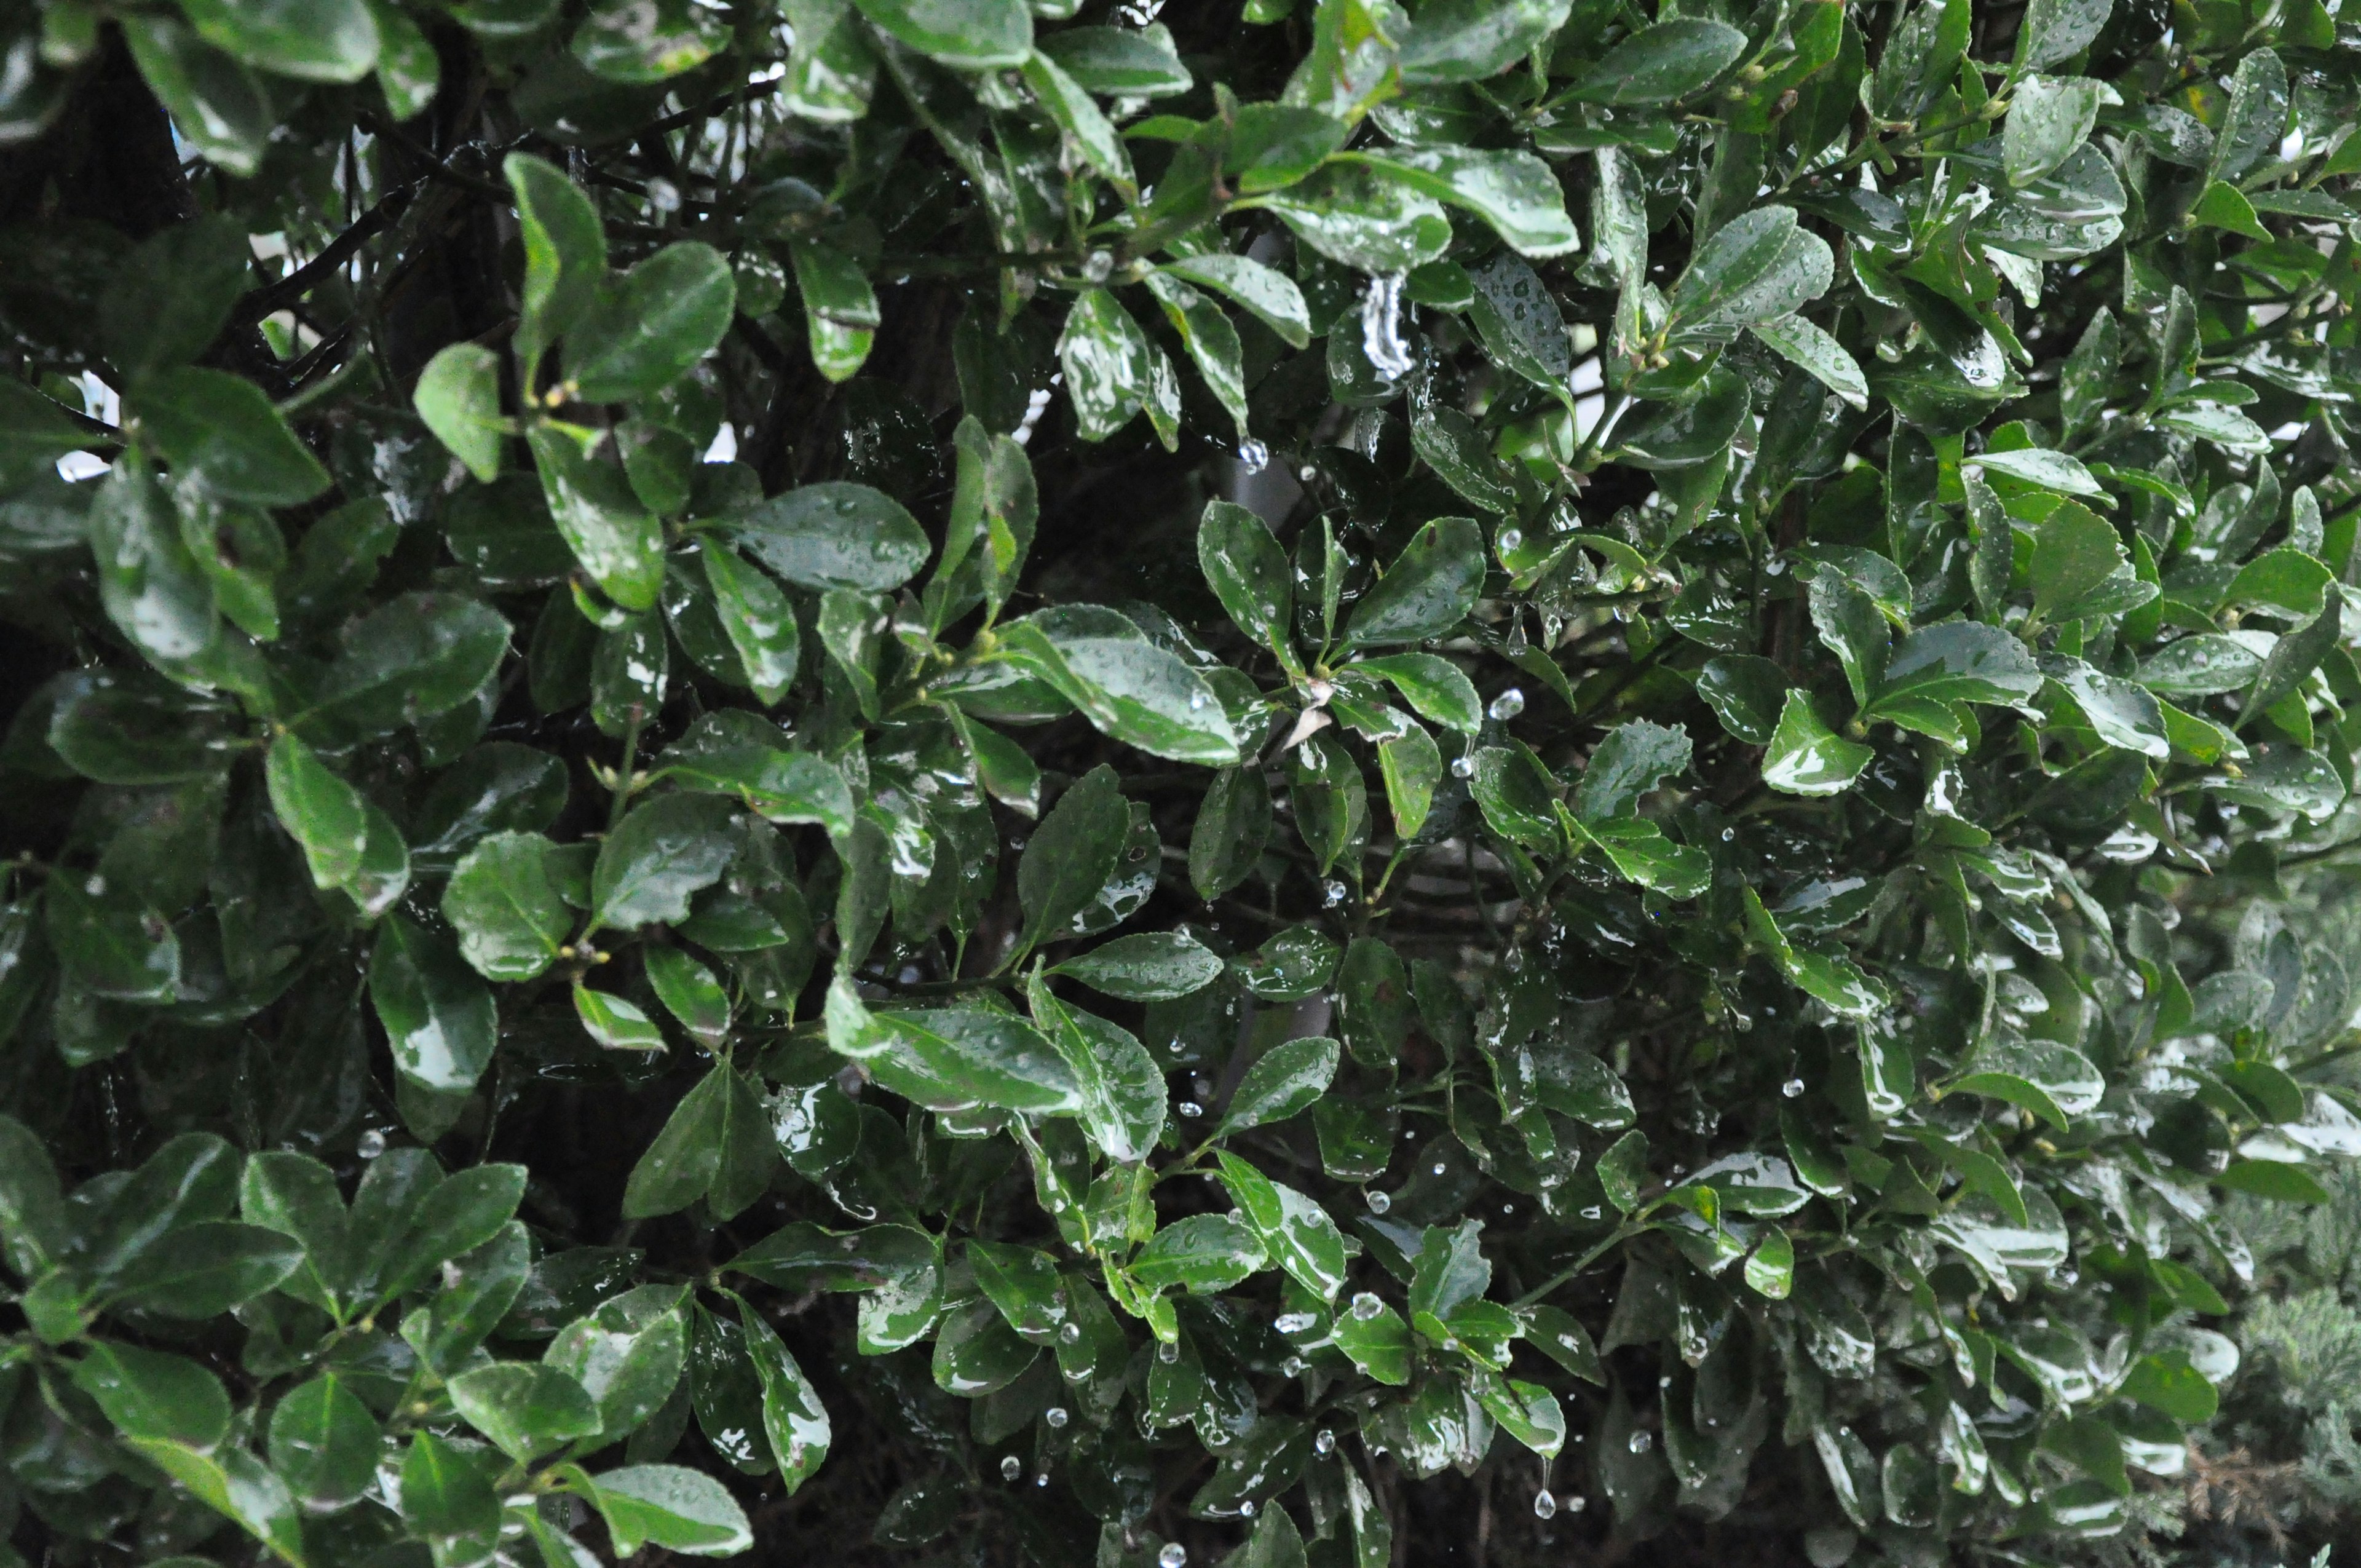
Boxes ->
[3,0,2361,1564]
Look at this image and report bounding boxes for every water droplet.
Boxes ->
[1322,879,1348,907]
[1533,1489,1558,1520]
[1190,691,1208,711]
[1158,1340,1180,1363]
[1314,1429,1336,1456]
[1359,272,1414,380]
[1045,1406,1070,1428]
[1566,1494,1587,1513]
[1083,248,1115,283]
[1365,1189,1391,1214]
[1580,1205,1602,1220]
[646,176,681,213]
[1658,1374,1672,1388]
[1001,1455,1022,1481]
[1782,1077,1806,1098]
[1159,1546,1188,1568]
[1498,528,1524,555]
[1178,1100,1203,1119]
[1488,688,1526,721]
[1501,1203,1514,1215]
[1282,1355,1305,1376]
[356,1129,387,1160]
[1275,1312,1316,1334]
[1450,754,1476,778]
[1629,1430,1653,1454]
[1350,1291,1384,1320]
[1035,1472,1050,1487]
[1238,439,1269,474]
[1239,1500,1257,1518]
[1297,465,1318,483]
[1058,1322,1083,1346]
[1431,1162,1447,1176]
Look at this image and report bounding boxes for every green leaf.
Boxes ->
[264,733,371,895]
[995,616,1240,765]
[1466,251,1573,387]
[307,590,512,741]
[176,0,378,80]
[2207,47,2287,186]
[1233,925,1343,1001]
[852,0,1029,68]
[1052,932,1224,1000]
[400,1430,500,1547]
[1745,1227,1797,1299]
[2138,634,2265,697]
[2027,500,2125,622]
[1332,1294,1413,1384]
[128,1439,307,1566]
[2217,1158,2328,1203]
[2004,74,2103,186]
[730,1291,830,1490]
[1943,1032,2105,1128]
[1565,18,1746,105]
[644,946,730,1050]
[1220,1035,1340,1134]
[825,978,1080,1115]
[1873,620,2043,709]
[443,831,572,981]
[1260,160,1455,274]
[1345,517,1484,647]
[528,424,663,611]
[1398,0,1571,82]
[593,793,738,931]
[1356,145,1578,256]
[74,1342,231,1449]
[1130,1214,1268,1294]
[1522,1305,1605,1384]
[507,153,608,368]
[0,1115,67,1277]
[546,1282,689,1436]
[101,213,252,383]
[1158,254,1311,347]
[1216,1152,1349,1301]
[370,915,498,1095]
[728,481,930,592]
[413,342,508,482]
[1018,764,1130,954]
[451,1361,603,1463]
[1761,691,1873,796]
[105,1221,304,1317]
[137,368,330,507]
[119,17,274,177]
[566,242,735,402]
[1695,655,1789,743]
[1572,719,1693,820]
[2020,0,2113,66]
[1749,314,1870,411]
[1190,764,1273,900]
[1667,206,1834,342]
[87,461,220,664]
[43,872,180,1003]
[267,1372,381,1508]
[1058,287,1168,444]
[623,1064,774,1220]
[572,0,727,81]
[1198,499,1295,660]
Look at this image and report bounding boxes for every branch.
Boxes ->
[231,187,415,328]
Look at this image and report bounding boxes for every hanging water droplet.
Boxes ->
[1501,1203,1514,1215]
[1566,1495,1587,1513]
[1045,1406,1070,1428]
[1158,1340,1180,1363]
[646,176,681,213]
[1321,879,1348,907]
[1001,1455,1023,1481]
[1431,1162,1447,1176]
[1350,1291,1384,1320]
[1498,528,1524,556]
[1359,272,1414,381]
[1450,754,1477,778]
[1297,464,1318,483]
[1239,1500,1257,1518]
[1159,1546,1188,1568]
[1178,1100,1203,1119]
[1365,1189,1391,1214]
[1782,1077,1806,1098]
[1628,1430,1653,1454]
[1035,1471,1050,1487]
[1282,1355,1305,1376]
[1533,1489,1558,1520]
[1058,1322,1082,1346]
[356,1129,387,1160]
[83,874,105,895]
[1082,248,1115,283]
[1488,687,1526,721]
[1315,1429,1336,1456]
[1658,1374,1672,1388]
[1238,439,1269,474]
[1580,1205,1602,1220]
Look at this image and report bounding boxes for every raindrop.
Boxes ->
[1275,1312,1316,1334]
[1566,1495,1588,1513]
[1719,826,1736,842]
[1501,1203,1514,1215]
[1158,1341,1180,1363]
[1001,1455,1022,1481]
[1658,1375,1672,1388]
[1365,1189,1391,1214]
[1628,1430,1653,1454]
[1238,439,1269,474]
[1431,1162,1446,1176]
[1315,1429,1336,1456]
[1322,879,1348,907]
[1179,1101,1203,1119]
[356,1129,387,1160]
[1782,1078,1806,1099]
[1058,1323,1083,1346]
[646,176,681,213]
[1488,688,1527,721]
[1159,1547,1188,1568]
[1082,249,1115,283]
[1580,1205,1602,1220]
[1350,1292,1385,1320]
[1360,272,1414,381]
[1035,1472,1050,1487]
[1298,465,1318,483]
[1190,691,1208,710]
[1282,1356,1305,1376]
[1450,754,1477,778]
[84,874,104,895]
[1240,1501,1257,1518]
[1533,1489,1558,1520]
[1045,1406,1070,1428]
[1498,528,1524,555]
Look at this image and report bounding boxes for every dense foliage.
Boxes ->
[7,0,2361,1563]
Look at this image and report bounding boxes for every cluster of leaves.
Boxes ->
[9,0,2361,1563]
